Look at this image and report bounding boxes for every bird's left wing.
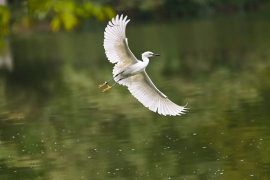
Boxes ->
[104,15,138,66]
[128,71,188,116]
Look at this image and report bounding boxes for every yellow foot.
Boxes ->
[102,85,112,92]
[99,82,107,88]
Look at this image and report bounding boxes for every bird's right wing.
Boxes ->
[128,70,188,116]
[104,14,138,66]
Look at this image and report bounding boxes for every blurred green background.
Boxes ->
[1,0,270,180]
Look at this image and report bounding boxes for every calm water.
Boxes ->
[1,16,270,180]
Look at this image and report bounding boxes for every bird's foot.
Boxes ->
[99,82,107,88]
[102,85,112,92]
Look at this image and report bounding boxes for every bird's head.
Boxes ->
[142,51,161,58]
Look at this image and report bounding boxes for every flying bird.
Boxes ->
[99,15,188,116]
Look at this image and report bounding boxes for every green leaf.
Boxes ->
[61,13,78,31]
[103,6,115,19]
[51,16,61,32]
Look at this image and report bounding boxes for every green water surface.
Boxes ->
[0,16,270,180]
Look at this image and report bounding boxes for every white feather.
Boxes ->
[127,71,187,116]
[104,14,138,86]
[103,15,188,116]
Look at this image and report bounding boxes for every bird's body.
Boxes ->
[122,55,148,76]
[100,14,188,116]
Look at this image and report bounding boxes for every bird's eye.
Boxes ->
[149,53,151,55]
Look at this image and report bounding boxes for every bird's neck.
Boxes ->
[142,56,149,66]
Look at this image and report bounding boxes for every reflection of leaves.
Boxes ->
[258,67,270,109]
[0,160,43,180]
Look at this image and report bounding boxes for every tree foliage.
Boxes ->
[0,0,115,34]
[24,0,115,32]
[0,6,9,52]
[0,0,115,52]
[0,6,9,35]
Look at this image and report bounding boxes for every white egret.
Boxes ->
[99,14,188,116]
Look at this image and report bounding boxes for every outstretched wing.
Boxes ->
[128,71,188,116]
[104,14,138,87]
[104,14,138,66]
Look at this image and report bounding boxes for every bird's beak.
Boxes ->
[153,54,161,56]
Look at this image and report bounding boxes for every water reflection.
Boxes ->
[0,40,13,71]
[0,16,270,179]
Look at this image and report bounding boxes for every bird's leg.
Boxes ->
[99,77,115,88]
[99,71,123,88]
[111,77,127,87]
[101,77,127,92]
[101,85,112,92]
